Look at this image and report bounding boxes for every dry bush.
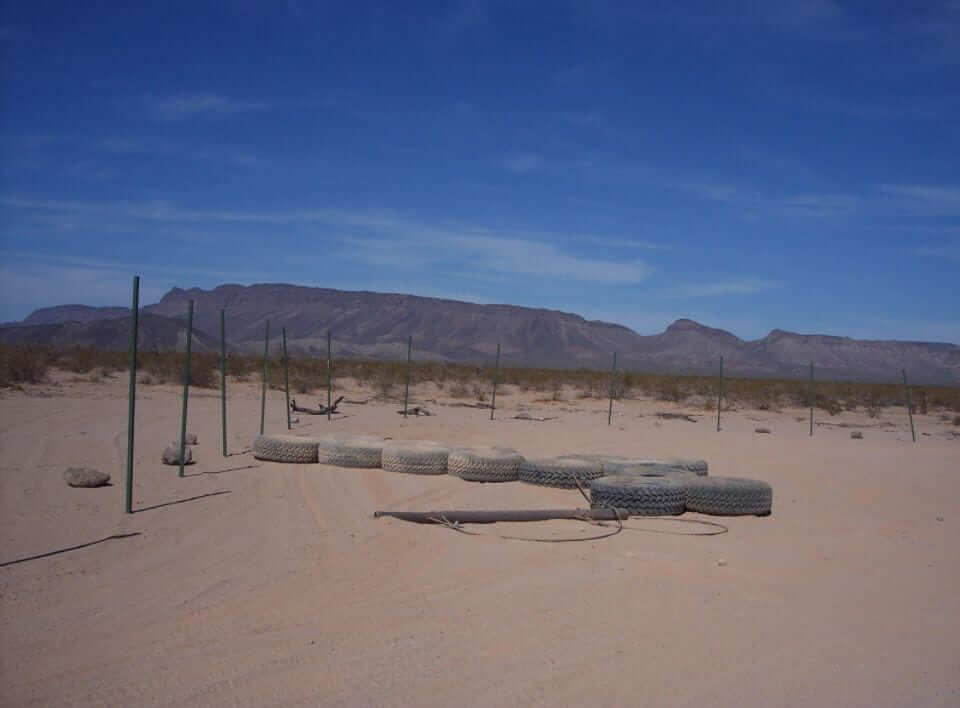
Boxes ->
[449,382,471,398]
[0,345,50,386]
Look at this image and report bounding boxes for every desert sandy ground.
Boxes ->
[1,371,959,707]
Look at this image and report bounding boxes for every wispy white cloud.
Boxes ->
[336,231,652,283]
[1,196,655,284]
[684,181,858,217]
[911,244,960,260]
[584,235,669,251]
[145,93,268,121]
[98,136,261,166]
[664,279,786,299]
[879,184,960,214]
[500,153,543,173]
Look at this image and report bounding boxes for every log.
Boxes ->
[374,508,629,524]
[513,413,557,422]
[291,396,344,415]
[397,406,432,416]
[655,412,698,422]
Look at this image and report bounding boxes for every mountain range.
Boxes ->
[2,283,958,384]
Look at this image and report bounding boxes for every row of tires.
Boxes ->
[252,433,772,516]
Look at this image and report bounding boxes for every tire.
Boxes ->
[663,458,708,476]
[448,446,525,482]
[685,477,772,516]
[252,434,319,463]
[519,457,603,489]
[562,454,708,477]
[316,435,384,468]
[603,461,698,480]
[381,441,450,475]
[590,476,688,516]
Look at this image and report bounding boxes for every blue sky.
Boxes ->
[1,1,958,342]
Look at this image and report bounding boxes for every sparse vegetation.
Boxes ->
[3,345,959,416]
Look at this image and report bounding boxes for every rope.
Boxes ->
[427,514,624,543]
[421,472,727,543]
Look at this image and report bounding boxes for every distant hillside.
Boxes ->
[5,283,959,384]
[21,304,131,326]
[0,313,217,352]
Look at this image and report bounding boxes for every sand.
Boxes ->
[1,372,959,707]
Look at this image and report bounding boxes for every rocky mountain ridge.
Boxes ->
[2,283,957,384]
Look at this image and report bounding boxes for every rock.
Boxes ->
[64,467,110,488]
[850,431,864,439]
[162,445,193,465]
[717,559,727,567]
[755,427,771,434]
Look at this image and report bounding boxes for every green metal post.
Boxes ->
[327,330,332,422]
[220,309,227,457]
[808,362,814,437]
[124,276,140,514]
[178,300,194,477]
[716,356,724,432]
[607,352,617,426]
[282,327,291,430]
[403,335,412,418]
[259,320,270,435]
[902,368,916,443]
[490,340,500,421]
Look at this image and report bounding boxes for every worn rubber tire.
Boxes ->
[685,477,772,516]
[562,454,708,477]
[603,461,698,480]
[519,457,603,489]
[663,457,708,476]
[381,441,450,475]
[448,446,525,482]
[252,434,319,463]
[590,476,688,516]
[316,435,384,468]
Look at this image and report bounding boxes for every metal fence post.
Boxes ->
[282,327,291,430]
[327,330,332,422]
[902,368,916,443]
[607,352,617,426]
[403,335,412,418]
[178,299,194,477]
[259,320,270,435]
[490,340,500,421]
[220,309,227,456]
[124,275,140,514]
[716,356,724,432]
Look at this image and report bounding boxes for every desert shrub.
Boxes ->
[190,352,219,388]
[449,382,471,398]
[63,347,99,373]
[140,351,179,384]
[655,378,686,402]
[0,345,50,386]
[816,394,843,416]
